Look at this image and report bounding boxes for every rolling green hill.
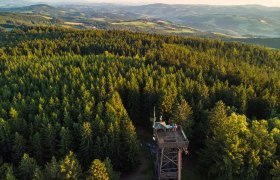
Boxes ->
[230,37,280,49]
[0,4,280,49]
[124,4,280,37]
[0,12,62,29]
[2,3,280,38]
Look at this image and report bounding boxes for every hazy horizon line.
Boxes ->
[11,1,275,8]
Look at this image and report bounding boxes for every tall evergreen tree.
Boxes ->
[87,159,108,180]
[79,122,94,168]
[12,132,26,164]
[60,151,82,180]
[59,127,73,157]
[0,163,16,180]
[17,153,39,180]
[43,157,61,180]
[103,157,120,180]
[170,99,193,136]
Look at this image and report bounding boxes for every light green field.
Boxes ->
[61,25,73,28]
[5,28,14,31]
[166,29,196,33]
[213,32,243,38]
[112,20,198,34]
[91,17,106,22]
[112,21,159,28]
[39,15,53,20]
[64,22,84,25]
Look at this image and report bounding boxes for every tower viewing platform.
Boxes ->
[153,119,189,180]
[155,126,189,149]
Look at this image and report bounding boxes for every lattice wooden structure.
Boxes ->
[154,126,189,180]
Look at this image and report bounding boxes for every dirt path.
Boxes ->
[121,127,154,180]
[121,156,151,180]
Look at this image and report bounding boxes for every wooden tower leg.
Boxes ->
[178,148,182,180]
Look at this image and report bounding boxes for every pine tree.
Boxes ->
[199,113,249,179]
[79,122,94,167]
[160,82,178,115]
[5,166,16,180]
[0,163,16,180]
[170,99,193,136]
[43,156,61,180]
[87,159,108,180]
[18,153,39,180]
[0,119,12,164]
[207,101,227,135]
[103,157,120,180]
[59,127,73,157]
[246,120,276,179]
[31,132,43,165]
[32,168,43,180]
[271,161,280,180]
[60,151,82,180]
[12,132,26,164]
[42,124,56,161]
[119,118,139,171]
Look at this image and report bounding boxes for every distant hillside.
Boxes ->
[0,4,63,17]
[0,4,112,29]
[122,4,280,38]
[230,38,280,49]
[0,12,62,29]
[0,0,33,8]
[0,3,280,49]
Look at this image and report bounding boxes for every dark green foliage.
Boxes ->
[170,99,193,137]
[199,102,277,179]
[103,157,120,180]
[79,122,94,168]
[12,132,26,164]
[271,161,280,180]
[0,27,279,178]
[232,38,280,49]
[17,153,39,180]
[43,157,61,180]
[0,163,16,180]
[0,12,62,28]
[59,127,73,157]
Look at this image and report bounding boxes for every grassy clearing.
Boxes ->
[112,21,158,28]
[5,28,14,31]
[213,32,243,38]
[112,20,198,34]
[61,25,73,28]
[91,17,106,22]
[39,15,53,20]
[64,22,84,25]
[166,29,196,33]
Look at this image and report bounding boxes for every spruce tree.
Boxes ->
[17,154,39,180]
[59,151,82,180]
[87,159,108,180]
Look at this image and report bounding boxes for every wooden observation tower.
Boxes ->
[152,109,189,180]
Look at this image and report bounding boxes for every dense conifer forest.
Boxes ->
[0,26,280,179]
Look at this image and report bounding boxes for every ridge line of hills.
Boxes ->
[0,3,280,49]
